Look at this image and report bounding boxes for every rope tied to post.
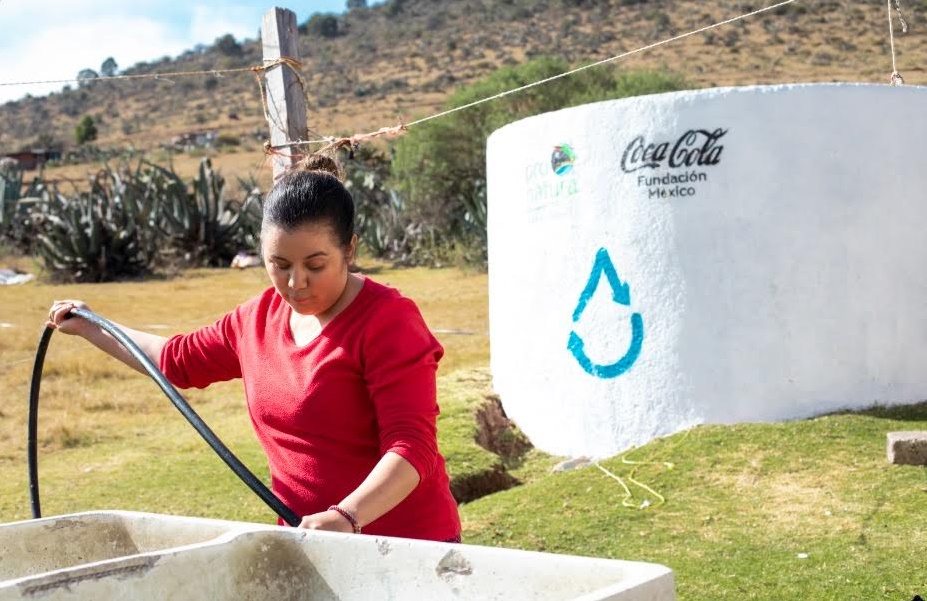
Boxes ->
[254,56,409,169]
[253,57,325,142]
[887,0,908,85]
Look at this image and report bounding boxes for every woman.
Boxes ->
[47,155,461,542]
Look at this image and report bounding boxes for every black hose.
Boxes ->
[28,327,53,519]
[28,308,302,527]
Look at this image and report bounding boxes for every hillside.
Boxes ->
[1,0,924,167]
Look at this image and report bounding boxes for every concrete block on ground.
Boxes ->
[886,431,927,466]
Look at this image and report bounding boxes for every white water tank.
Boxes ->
[487,83,927,458]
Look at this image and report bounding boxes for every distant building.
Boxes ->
[169,131,218,151]
[2,149,61,171]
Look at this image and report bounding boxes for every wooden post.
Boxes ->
[261,7,308,182]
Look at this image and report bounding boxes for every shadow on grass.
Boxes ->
[853,490,888,548]
[826,399,927,422]
[152,267,234,281]
[350,263,384,275]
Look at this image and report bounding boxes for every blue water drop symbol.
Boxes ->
[567,248,644,379]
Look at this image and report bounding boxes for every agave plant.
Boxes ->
[456,178,488,267]
[234,175,264,252]
[0,165,47,253]
[344,149,411,260]
[34,169,158,282]
[353,187,409,259]
[0,166,25,247]
[460,179,487,247]
[153,158,262,267]
[0,165,23,223]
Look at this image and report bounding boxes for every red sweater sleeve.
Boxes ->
[362,297,444,479]
[159,308,243,389]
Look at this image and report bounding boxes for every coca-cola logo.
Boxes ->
[620,128,728,173]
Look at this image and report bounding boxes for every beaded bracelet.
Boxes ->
[328,505,362,534]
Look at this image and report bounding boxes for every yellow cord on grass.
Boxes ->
[594,429,693,509]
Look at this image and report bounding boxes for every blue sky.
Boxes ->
[0,1,373,103]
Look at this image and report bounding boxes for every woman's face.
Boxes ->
[261,221,355,316]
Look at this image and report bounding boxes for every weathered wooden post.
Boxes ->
[261,7,308,182]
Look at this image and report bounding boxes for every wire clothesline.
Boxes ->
[0,65,260,89]
[0,0,911,155]
[0,1,796,94]
[271,0,805,153]
[2,1,799,141]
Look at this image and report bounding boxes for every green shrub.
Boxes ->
[75,115,98,145]
[390,57,689,268]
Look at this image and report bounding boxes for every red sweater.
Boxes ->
[160,277,461,540]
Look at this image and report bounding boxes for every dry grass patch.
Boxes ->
[707,465,863,534]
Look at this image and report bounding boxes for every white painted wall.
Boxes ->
[487,83,927,459]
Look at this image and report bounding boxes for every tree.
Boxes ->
[214,33,243,57]
[75,115,98,145]
[305,14,339,38]
[346,0,367,9]
[390,57,689,266]
[385,0,407,17]
[76,69,99,87]
[100,57,118,77]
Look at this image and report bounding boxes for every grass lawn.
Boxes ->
[461,407,927,600]
[1,260,925,600]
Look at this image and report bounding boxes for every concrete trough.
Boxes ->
[0,511,674,600]
[0,511,242,582]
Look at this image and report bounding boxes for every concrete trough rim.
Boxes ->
[0,511,675,600]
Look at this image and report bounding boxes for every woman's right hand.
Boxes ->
[44,301,165,376]
[46,300,93,337]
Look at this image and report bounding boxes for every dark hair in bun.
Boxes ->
[297,153,345,182]
[262,153,354,247]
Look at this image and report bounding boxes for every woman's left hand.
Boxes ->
[298,510,355,533]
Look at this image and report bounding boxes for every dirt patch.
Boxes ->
[451,395,532,504]
[474,394,533,459]
[450,464,519,504]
